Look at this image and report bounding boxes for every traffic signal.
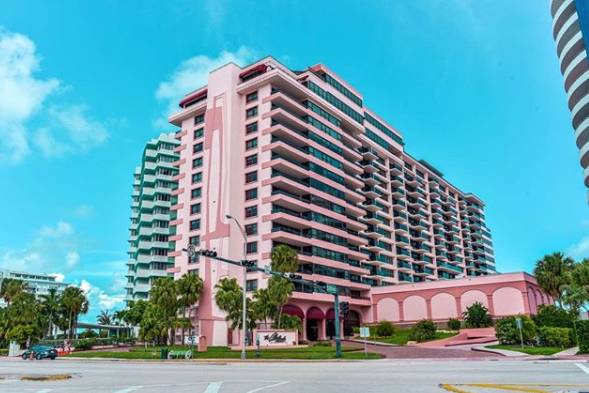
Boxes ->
[340,301,349,317]
[286,273,302,281]
[315,281,327,293]
[200,249,218,258]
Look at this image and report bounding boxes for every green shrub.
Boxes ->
[462,302,493,328]
[74,338,96,351]
[79,330,98,339]
[447,318,461,331]
[538,326,573,348]
[374,321,395,337]
[495,315,537,345]
[409,319,437,342]
[577,320,589,354]
[533,305,575,328]
[352,326,360,335]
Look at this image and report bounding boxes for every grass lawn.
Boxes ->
[486,344,568,356]
[66,345,383,360]
[369,330,458,346]
[0,349,7,357]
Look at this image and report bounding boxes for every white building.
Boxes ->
[0,269,69,306]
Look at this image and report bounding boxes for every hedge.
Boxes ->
[409,319,437,342]
[374,321,395,337]
[495,315,536,345]
[577,320,589,354]
[447,318,461,331]
[537,326,573,348]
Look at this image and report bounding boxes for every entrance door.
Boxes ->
[344,310,360,337]
[306,319,319,341]
[326,319,335,339]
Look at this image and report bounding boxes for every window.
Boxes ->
[189,236,200,245]
[245,154,257,167]
[246,122,258,134]
[245,188,257,200]
[190,219,200,231]
[246,106,258,118]
[245,223,258,236]
[191,188,202,199]
[246,91,258,103]
[245,205,258,218]
[246,241,258,254]
[194,114,205,125]
[190,203,201,215]
[194,128,204,139]
[192,172,202,184]
[192,157,203,168]
[245,171,257,183]
[245,138,257,150]
[193,142,203,153]
[246,279,258,292]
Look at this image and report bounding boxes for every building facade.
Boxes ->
[0,270,69,307]
[167,57,496,345]
[551,0,589,194]
[125,133,179,303]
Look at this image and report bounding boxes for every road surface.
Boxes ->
[1,357,589,393]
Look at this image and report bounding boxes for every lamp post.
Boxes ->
[225,214,248,360]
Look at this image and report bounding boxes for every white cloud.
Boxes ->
[567,236,589,260]
[155,47,256,124]
[79,279,92,295]
[50,272,65,283]
[0,28,59,163]
[0,27,108,163]
[78,279,124,313]
[65,251,80,269]
[39,220,73,238]
[72,204,93,218]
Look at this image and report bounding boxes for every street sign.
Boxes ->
[360,327,370,338]
[186,335,197,345]
[515,317,522,329]
[326,284,338,295]
[264,265,271,275]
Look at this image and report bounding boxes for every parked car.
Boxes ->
[21,345,57,360]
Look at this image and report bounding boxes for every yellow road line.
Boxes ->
[464,383,550,393]
[439,384,473,393]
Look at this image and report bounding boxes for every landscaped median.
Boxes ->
[64,344,384,360]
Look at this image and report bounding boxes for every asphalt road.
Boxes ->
[1,357,589,393]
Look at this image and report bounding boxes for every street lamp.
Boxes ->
[225,214,248,360]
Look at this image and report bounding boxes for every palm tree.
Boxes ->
[534,252,574,308]
[150,278,179,345]
[252,287,276,329]
[97,310,112,325]
[215,277,254,330]
[40,288,60,338]
[0,279,28,306]
[176,272,204,344]
[268,277,294,328]
[60,286,89,340]
[270,245,298,273]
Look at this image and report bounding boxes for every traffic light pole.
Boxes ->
[333,292,342,358]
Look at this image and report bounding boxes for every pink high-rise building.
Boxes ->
[167,57,497,345]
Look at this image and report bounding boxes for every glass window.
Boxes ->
[246,106,258,118]
[190,219,200,231]
[245,188,257,200]
[245,138,257,150]
[193,142,203,153]
[245,171,257,183]
[245,205,258,218]
[190,203,201,215]
[194,128,204,139]
[246,279,258,292]
[192,172,202,184]
[246,91,258,103]
[245,154,258,166]
[246,122,258,134]
[246,241,258,254]
[194,114,205,125]
[192,157,203,168]
[245,223,258,235]
[191,188,201,199]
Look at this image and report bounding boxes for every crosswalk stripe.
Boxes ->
[36,389,54,393]
[576,362,589,376]
[203,381,223,393]
[246,381,289,393]
[113,386,144,393]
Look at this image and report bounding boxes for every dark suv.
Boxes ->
[21,345,57,360]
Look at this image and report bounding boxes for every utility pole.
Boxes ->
[334,292,342,358]
[225,214,248,361]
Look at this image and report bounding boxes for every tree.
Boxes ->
[176,272,204,343]
[139,302,168,346]
[60,286,89,340]
[534,252,574,307]
[214,277,255,330]
[150,278,179,345]
[270,244,299,273]
[97,310,112,325]
[123,300,148,327]
[0,278,28,306]
[251,288,276,329]
[4,292,44,346]
[462,302,493,328]
[40,288,60,338]
[268,277,294,329]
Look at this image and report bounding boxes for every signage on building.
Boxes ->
[255,329,298,347]
[360,327,370,338]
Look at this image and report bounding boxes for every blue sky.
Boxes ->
[1,0,587,322]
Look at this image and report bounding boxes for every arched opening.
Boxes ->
[326,308,336,339]
[344,310,361,337]
[305,307,324,342]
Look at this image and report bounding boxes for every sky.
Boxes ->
[1,0,587,322]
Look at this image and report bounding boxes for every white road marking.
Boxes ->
[203,381,223,393]
[0,379,18,384]
[576,362,589,376]
[35,389,54,393]
[113,386,144,393]
[245,381,289,393]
